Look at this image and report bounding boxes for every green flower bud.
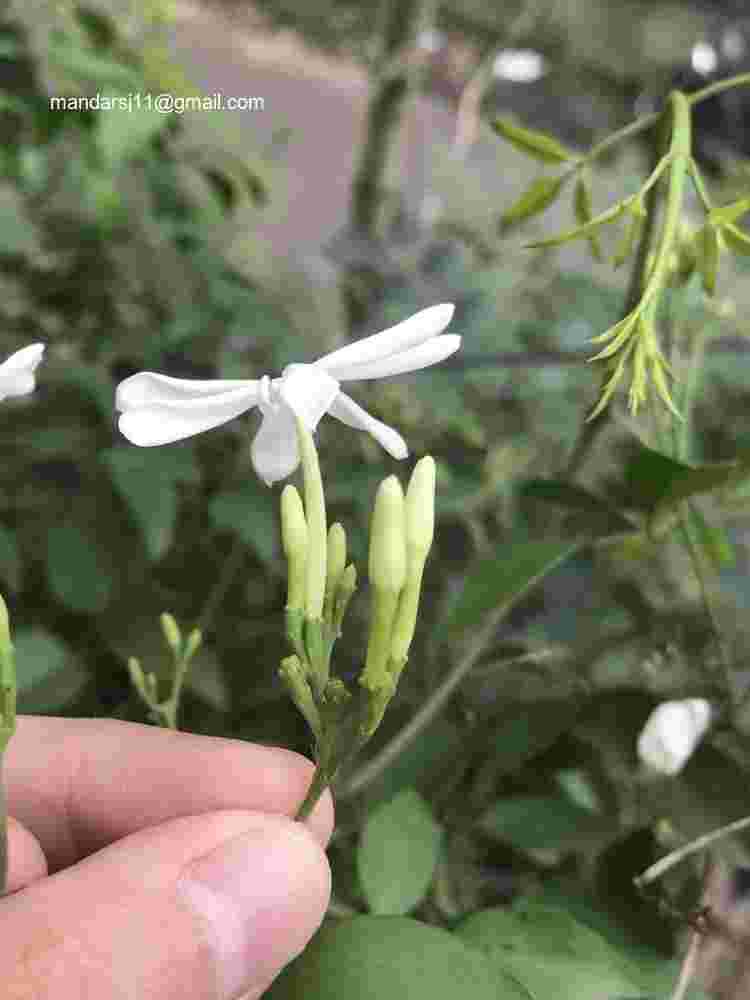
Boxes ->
[361,477,406,693]
[324,522,347,622]
[295,416,327,620]
[160,612,181,654]
[279,654,321,740]
[368,476,406,594]
[183,628,202,662]
[332,563,357,632]
[281,484,308,612]
[390,457,437,664]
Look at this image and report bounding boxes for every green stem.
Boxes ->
[635,813,750,889]
[350,0,435,236]
[687,71,750,107]
[295,764,330,821]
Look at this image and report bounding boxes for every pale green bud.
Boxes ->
[368,476,406,594]
[160,612,181,654]
[279,654,321,740]
[184,628,202,662]
[405,457,436,568]
[295,416,327,620]
[324,522,347,621]
[281,484,308,612]
[332,563,357,632]
[362,477,406,692]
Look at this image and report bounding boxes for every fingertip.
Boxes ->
[6,816,47,893]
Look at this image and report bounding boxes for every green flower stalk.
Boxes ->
[278,420,438,821]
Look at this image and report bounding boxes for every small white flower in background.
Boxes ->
[0,344,45,401]
[115,303,460,486]
[637,698,712,776]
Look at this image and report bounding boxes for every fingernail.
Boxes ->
[178,816,329,999]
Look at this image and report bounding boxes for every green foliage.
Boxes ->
[46,522,113,614]
[358,787,442,914]
[209,479,280,565]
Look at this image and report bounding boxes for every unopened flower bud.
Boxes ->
[324,522,347,621]
[295,416,327,620]
[637,698,711,776]
[160,612,181,654]
[368,476,406,594]
[281,484,308,611]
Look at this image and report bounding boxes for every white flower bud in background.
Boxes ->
[637,698,712,776]
[0,344,45,401]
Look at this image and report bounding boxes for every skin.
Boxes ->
[0,716,333,999]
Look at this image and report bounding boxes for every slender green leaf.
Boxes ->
[444,538,579,635]
[494,117,575,163]
[574,173,603,259]
[358,788,442,915]
[525,201,623,250]
[720,221,750,256]
[501,175,565,227]
[520,479,635,534]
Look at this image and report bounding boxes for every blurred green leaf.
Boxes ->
[102,446,199,561]
[687,504,735,570]
[358,788,442,915]
[520,479,635,535]
[14,627,88,712]
[494,118,575,164]
[480,795,603,849]
[0,525,21,592]
[267,916,519,1000]
[574,173,603,260]
[46,523,113,614]
[444,538,579,635]
[209,480,280,565]
[96,102,168,167]
[0,186,41,256]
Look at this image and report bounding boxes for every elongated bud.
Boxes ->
[368,476,406,594]
[324,522,347,621]
[184,628,202,661]
[333,563,357,632]
[281,484,308,611]
[361,477,406,693]
[390,457,437,664]
[295,416,327,620]
[160,612,181,654]
[0,594,15,751]
[637,698,711,776]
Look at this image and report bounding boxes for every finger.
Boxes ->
[6,816,48,892]
[0,809,331,1000]
[5,716,333,872]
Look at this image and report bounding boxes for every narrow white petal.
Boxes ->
[117,385,259,446]
[328,392,408,460]
[314,303,455,377]
[277,364,339,429]
[330,334,462,381]
[115,371,259,411]
[251,406,300,486]
[0,343,45,400]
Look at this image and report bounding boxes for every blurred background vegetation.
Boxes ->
[4,0,750,994]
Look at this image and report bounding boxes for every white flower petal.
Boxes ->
[637,698,711,776]
[251,405,301,486]
[277,364,340,428]
[0,343,45,400]
[330,334,462,381]
[117,384,260,446]
[328,392,408,460]
[116,371,259,411]
[315,303,455,378]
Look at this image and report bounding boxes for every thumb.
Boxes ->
[0,810,331,1000]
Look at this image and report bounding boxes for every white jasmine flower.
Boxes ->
[0,343,45,401]
[637,698,711,776]
[115,303,459,485]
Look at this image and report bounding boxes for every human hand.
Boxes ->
[1,716,333,999]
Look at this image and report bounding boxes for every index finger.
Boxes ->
[4,716,334,872]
